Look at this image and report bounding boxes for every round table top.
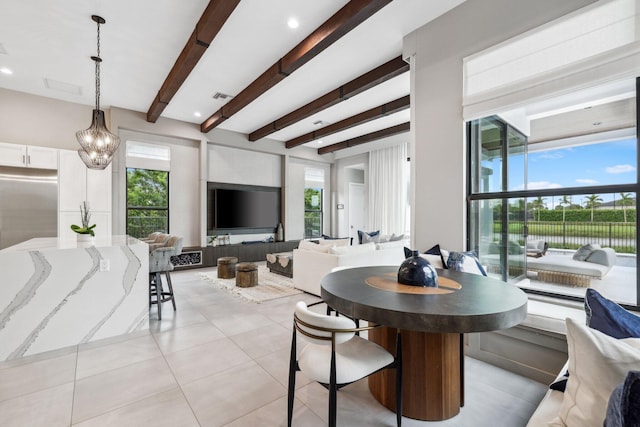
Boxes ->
[321,266,528,334]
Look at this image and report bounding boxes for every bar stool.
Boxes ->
[149,235,183,320]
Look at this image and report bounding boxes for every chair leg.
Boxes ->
[155,272,163,320]
[329,349,337,427]
[165,271,176,311]
[395,332,403,427]
[287,328,297,427]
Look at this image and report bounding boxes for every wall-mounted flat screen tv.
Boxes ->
[207,182,281,235]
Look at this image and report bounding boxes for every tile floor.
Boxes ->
[0,266,547,426]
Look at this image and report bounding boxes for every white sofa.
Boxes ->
[526,365,566,426]
[292,240,406,296]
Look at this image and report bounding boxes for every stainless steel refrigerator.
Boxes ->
[0,165,58,250]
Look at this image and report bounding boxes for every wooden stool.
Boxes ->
[236,262,258,288]
[217,256,238,279]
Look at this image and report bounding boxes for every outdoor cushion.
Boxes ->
[527,254,612,278]
[573,243,601,261]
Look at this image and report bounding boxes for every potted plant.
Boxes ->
[71,201,96,242]
[209,235,218,246]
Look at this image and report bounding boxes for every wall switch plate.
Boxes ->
[100,259,110,272]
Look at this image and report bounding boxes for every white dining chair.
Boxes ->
[287,301,403,427]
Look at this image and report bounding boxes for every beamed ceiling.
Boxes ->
[0,0,467,154]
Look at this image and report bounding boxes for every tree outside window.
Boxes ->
[126,168,169,238]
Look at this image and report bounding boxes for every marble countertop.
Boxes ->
[2,235,146,252]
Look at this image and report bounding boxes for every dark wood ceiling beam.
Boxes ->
[147,0,241,123]
[286,95,409,148]
[317,122,409,155]
[201,0,393,133]
[249,55,408,141]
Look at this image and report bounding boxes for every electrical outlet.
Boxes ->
[100,259,110,272]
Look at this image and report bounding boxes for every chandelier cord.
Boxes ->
[94,20,101,111]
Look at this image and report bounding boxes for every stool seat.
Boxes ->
[217,256,238,279]
[236,262,258,288]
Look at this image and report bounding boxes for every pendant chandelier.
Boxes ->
[76,15,120,170]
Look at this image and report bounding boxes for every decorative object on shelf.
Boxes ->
[76,15,121,170]
[276,223,284,242]
[71,201,96,241]
[397,249,438,287]
[208,235,217,246]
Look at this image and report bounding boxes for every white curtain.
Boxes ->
[368,143,408,235]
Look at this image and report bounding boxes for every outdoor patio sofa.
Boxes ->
[527,245,616,287]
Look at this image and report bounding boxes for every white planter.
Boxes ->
[76,234,95,243]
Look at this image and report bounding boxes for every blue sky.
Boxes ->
[508,137,636,207]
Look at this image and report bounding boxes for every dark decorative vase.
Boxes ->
[276,223,284,242]
[397,250,438,287]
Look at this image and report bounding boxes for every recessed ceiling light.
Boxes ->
[316,140,323,144]
[194,112,202,118]
[0,67,13,75]
[288,18,299,29]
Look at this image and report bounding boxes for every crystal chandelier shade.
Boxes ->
[76,15,120,170]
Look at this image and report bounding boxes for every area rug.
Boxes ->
[200,265,302,303]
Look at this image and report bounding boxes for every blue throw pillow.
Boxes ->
[424,244,448,269]
[604,370,640,427]
[446,251,487,276]
[322,234,353,245]
[585,289,640,339]
[357,230,379,244]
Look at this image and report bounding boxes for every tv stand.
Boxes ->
[185,241,299,269]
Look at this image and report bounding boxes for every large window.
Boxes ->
[468,88,639,308]
[304,187,323,238]
[126,168,169,238]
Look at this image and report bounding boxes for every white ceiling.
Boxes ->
[0,0,466,150]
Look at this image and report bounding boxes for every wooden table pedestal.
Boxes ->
[368,327,463,421]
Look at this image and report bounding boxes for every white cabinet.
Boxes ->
[58,150,112,239]
[0,142,58,169]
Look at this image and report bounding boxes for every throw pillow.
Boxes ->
[585,289,640,339]
[549,370,569,392]
[329,242,376,255]
[549,318,640,427]
[389,233,405,242]
[298,240,331,253]
[573,243,601,261]
[507,240,524,254]
[424,244,448,269]
[317,238,351,247]
[446,251,487,276]
[604,370,640,427]
[322,234,353,245]
[357,230,379,244]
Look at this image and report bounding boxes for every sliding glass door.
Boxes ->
[468,116,527,283]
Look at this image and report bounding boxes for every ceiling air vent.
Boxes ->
[213,92,233,100]
[313,120,330,126]
[43,78,82,95]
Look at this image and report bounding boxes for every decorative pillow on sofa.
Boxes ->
[573,243,601,261]
[604,370,640,427]
[357,230,379,244]
[298,240,331,253]
[424,244,448,269]
[329,242,376,255]
[321,234,353,245]
[585,289,640,339]
[447,251,487,276]
[376,240,405,250]
[550,318,640,427]
[316,237,351,247]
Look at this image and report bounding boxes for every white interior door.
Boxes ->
[348,183,365,244]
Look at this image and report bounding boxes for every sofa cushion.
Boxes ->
[550,318,640,427]
[447,251,487,276]
[376,240,405,250]
[357,230,379,244]
[573,243,600,261]
[317,238,351,247]
[585,289,640,339]
[329,242,376,255]
[299,240,331,253]
[604,370,640,427]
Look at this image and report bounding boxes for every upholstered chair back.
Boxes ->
[294,301,355,346]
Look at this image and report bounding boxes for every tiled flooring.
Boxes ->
[0,266,547,426]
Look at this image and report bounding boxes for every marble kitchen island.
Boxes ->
[0,235,148,361]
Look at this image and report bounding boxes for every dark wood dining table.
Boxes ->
[321,265,528,421]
